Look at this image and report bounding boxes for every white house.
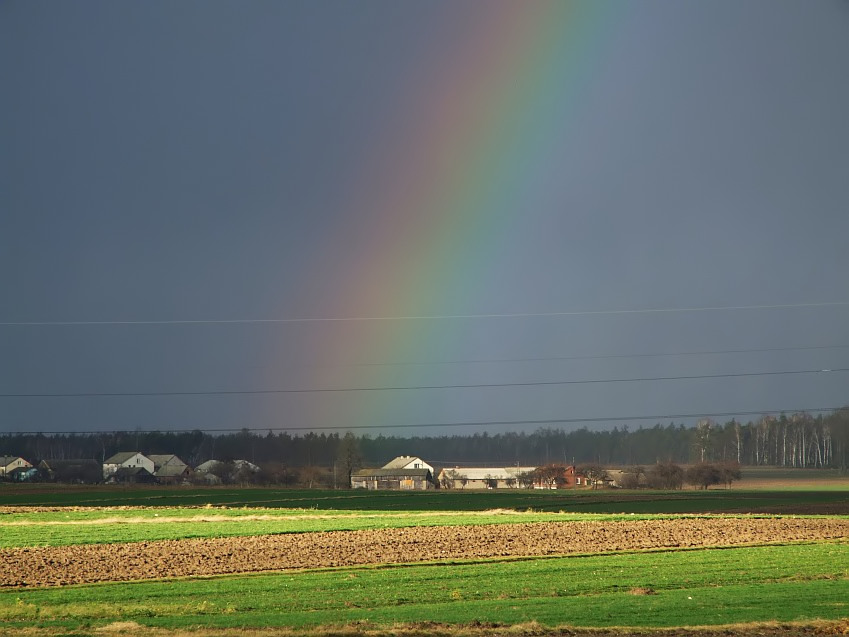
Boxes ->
[350,456,438,490]
[381,455,435,474]
[0,456,32,477]
[102,452,154,480]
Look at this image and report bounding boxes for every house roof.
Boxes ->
[104,451,145,465]
[148,454,187,469]
[0,456,27,466]
[39,459,100,469]
[155,464,191,477]
[113,466,153,477]
[439,467,536,481]
[352,468,431,478]
[195,459,259,473]
[382,456,429,470]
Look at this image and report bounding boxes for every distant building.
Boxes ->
[0,456,32,478]
[437,465,591,489]
[103,452,154,480]
[351,456,436,490]
[111,466,157,484]
[195,459,259,484]
[149,454,191,484]
[381,455,435,474]
[437,466,536,489]
[38,459,102,483]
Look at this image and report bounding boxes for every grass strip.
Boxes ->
[0,510,673,548]
[1,486,847,513]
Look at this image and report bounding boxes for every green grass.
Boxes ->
[2,542,847,630]
[1,485,847,513]
[2,485,848,633]
[0,508,671,548]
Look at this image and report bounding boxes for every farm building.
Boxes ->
[351,468,434,490]
[111,466,157,484]
[0,456,32,478]
[437,466,536,489]
[149,454,191,483]
[38,459,102,483]
[102,452,154,480]
[438,465,593,489]
[530,464,593,489]
[351,456,436,490]
[381,455,435,474]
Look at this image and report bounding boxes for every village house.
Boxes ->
[438,465,593,489]
[102,452,154,481]
[351,456,436,490]
[111,466,157,484]
[0,456,32,478]
[148,454,191,484]
[437,466,536,489]
[38,459,102,483]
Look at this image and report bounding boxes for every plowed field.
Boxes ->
[3,517,848,588]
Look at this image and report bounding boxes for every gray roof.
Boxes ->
[352,468,431,478]
[439,467,536,481]
[104,451,144,464]
[0,456,26,466]
[39,459,100,469]
[155,464,190,478]
[195,460,222,472]
[381,456,425,470]
[195,459,258,473]
[114,466,153,477]
[148,454,187,469]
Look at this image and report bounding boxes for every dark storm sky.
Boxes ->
[2,1,848,435]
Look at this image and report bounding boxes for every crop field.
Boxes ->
[1,485,848,636]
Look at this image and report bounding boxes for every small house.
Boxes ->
[351,456,436,490]
[148,454,191,484]
[0,456,32,478]
[111,466,157,484]
[103,452,154,481]
[38,459,102,484]
[437,467,536,489]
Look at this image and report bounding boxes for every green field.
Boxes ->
[1,485,848,635]
[0,508,669,548]
[2,484,848,513]
[2,543,848,632]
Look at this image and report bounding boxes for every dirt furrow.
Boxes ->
[2,517,848,587]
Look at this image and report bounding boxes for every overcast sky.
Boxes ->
[2,0,848,436]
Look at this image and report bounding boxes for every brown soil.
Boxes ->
[8,620,849,637]
[2,517,848,588]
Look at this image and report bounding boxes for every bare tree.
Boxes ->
[577,464,609,490]
[684,463,721,490]
[647,462,684,490]
[717,461,742,488]
[619,466,645,489]
[335,432,362,489]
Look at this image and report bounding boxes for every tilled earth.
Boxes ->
[2,517,849,588]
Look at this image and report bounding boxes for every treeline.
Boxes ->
[3,408,849,470]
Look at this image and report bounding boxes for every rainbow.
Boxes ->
[294,2,621,431]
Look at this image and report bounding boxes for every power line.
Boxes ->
[4,406,844,435]
[348,344,849,368]
[2,367,846,398]
[2,301,848,326]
